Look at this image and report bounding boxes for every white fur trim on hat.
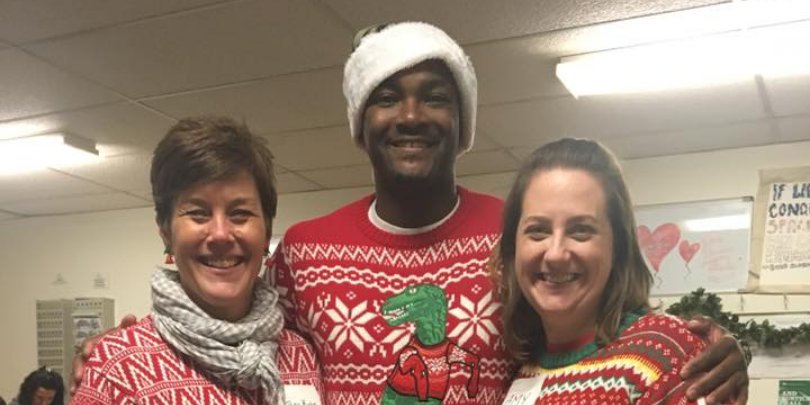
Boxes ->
[343,22,477,155]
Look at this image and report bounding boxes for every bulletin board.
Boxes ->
[634,197,752,296]
[749,165,810,292]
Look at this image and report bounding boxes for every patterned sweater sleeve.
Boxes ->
[267,235,299,329]
[635,315,708,405]
[277,329,325,403]
[70,351,131,405]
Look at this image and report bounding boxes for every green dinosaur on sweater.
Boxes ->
[380,283,480,405]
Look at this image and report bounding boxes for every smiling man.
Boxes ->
[268,21,749,405]
[269,22,509,405]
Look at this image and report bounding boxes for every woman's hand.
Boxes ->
[682,315,749,404]
[70,314,138,394]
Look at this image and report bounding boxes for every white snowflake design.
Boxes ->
[447,291,501,346]
[379,323,416,358]
[325,298,377,352]
[301,301,328,355]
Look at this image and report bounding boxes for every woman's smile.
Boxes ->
[515,168,614,343]
[533,271,582,284]
[162,169,270,321]
[198,256,245,269]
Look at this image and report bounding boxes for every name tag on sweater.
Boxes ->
[503,375,546,405]
[284,384,322,405]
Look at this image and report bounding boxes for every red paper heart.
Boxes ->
[679,240,700,264]
[636,223,681,272]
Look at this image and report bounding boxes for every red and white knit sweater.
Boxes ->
[268,187,513,405]
[71,316,322,405]
[509,313,707,405]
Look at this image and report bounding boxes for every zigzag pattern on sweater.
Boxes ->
[543,374,644,401]
[76,319,263,404]
[72,317,320,405]
[526,354,659,384]
[284,235,498,268]
[325,385,506,405]
[276,331,322,392]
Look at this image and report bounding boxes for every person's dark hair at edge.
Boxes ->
[17,367,64,405]
[151,116,277,237]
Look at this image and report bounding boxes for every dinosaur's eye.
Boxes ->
[408,287,416,294]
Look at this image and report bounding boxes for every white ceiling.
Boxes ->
[1,0,809,219]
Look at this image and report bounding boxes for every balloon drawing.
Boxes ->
[636,223,680,287]
[678,239,701,279]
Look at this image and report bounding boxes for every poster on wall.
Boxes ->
[750,166,810,292]
[778,380,810,405]
[73,315,102,348]
[634,198,752,296]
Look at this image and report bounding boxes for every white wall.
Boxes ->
[624,140,810,404]
[0,208,159,399]
[2,140,809,400]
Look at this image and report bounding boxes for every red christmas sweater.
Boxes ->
[267,187,514,405]
[71,316,323,405]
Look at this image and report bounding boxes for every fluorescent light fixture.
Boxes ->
[0,122,51,139]
[556,0,810,97]
[684,214,750,232]
[0,133,99,174]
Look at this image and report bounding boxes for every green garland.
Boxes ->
[665,288,810,364]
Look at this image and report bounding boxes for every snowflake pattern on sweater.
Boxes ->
[71,316,322,405]
[268,187,514,405]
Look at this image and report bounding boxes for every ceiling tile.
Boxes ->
[323,0,726,44]
[0,0,229,44]
[507,146,538,162]
[469,132,501,152]
[763,73,810,117]
[0,192,150,216]
[456,150,519,176]
[25,1,352,98]
[478,99,570,148]
[0,169,112,203]
[506,119,778,161]
[574,83,767,137]
[458,172,516,199]
[276,172,323,194]
[479,79,765,147]
[468,38,569,105]
[51,153,152,192]
[265,126,367,171]
[0,102,176,156]
[133,190,154,202]
[0,0,805,223]
[466,7,751,106]
[143,68,346,134]
[299,164,373,189]
[602,120,776,159]
[539,2,758,58]
[0,210,22,221]
[0,48,120,121]
[775,115,810,143]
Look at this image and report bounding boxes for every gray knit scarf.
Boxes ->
[151,268,284,405]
